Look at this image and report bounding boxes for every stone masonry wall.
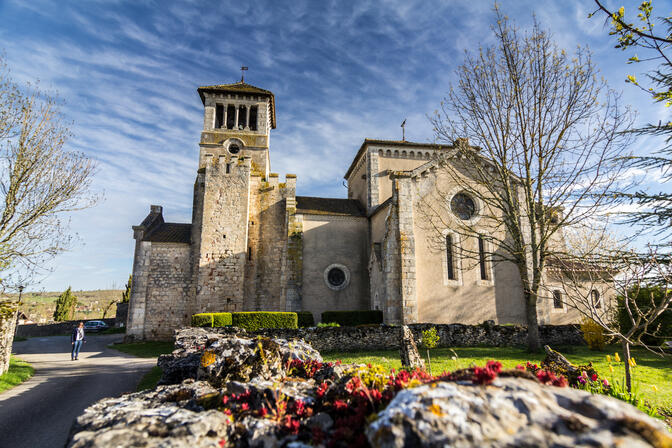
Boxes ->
[207,322,584,352]
[396,177,418,324]
[144,243,192,341]
[194,155,251,313]
[0,301,18,375]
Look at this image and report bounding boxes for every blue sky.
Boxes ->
[0,0,669,292]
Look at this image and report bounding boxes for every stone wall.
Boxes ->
[115,302,128,327]
[144,243,192,340]
[15,318,115,338]
[207,322,583,352]
[0,301,18,375]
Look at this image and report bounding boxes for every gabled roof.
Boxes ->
[144,223,192,244]
[344,139,449,179]
[296,196,366,217]
[197,81,276,129]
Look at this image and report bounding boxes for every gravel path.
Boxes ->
[0,334,156,448]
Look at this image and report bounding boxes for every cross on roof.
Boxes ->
[240,66,248,82]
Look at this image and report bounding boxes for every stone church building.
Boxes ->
[126,81,598,340]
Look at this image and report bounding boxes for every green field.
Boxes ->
[0,356,34,393]
[323,345,672,409]
[10,289,123,323]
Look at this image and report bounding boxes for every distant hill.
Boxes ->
[7,289,124,323]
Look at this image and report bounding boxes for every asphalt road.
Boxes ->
[0,334,157,448]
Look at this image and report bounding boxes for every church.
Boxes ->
[126,80,596,341]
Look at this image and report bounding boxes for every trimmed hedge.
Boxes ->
[321,310,383,327]
[297,311,315,328]
[191,313,232,328]
[232,312,298,331]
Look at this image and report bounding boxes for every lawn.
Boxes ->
[109,341,174,391]
[109,341,174,358]
[323,345,672,409]
[0,356,34,393]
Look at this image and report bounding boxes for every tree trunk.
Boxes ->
[526,291,541,352]
[622,340,632,394]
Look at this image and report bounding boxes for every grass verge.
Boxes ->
[322,345,672,409]
[137,366,163,391]
[0,356,34,393]
[109,341,174,358]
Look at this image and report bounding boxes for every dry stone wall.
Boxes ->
[0,301,17,375]
[206,322,583,352]
[16,318,116,338]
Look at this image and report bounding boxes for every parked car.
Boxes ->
[83,320,109,332]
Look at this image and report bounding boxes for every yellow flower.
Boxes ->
[628,358,637,368]
[652,385,658,393]
[609,365,614,373]
[614,352,621,362]
[606,355,612,363]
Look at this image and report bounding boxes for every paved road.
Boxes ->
[0,334,157,448]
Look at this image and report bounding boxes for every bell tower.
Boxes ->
[197,81,276,177]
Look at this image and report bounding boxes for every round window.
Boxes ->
[323,264,350,291]
[327,267,346,287]
[228,144,240,155]
[451,192,476,220]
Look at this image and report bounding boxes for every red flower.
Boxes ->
[316,382,329,398]
[258,407,268,417]
[240,403,249,411]
[333,400,348,411]
[473,366,497,385]
[590,374,598,382]
[486,361,502,374]
[218,438,227,447]
[283,416,300,435]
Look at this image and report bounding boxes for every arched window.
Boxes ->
[553,290,563,309]
[226,105,235,129]
[591,290,601,309]
[249,106,258,131]
[238,105,247,129]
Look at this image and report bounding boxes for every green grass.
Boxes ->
[0,356,34,393]
[323,345,672,408]
[137,366,163,391]
[109,341,174,358]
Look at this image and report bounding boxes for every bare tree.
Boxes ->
[425,9,634,351]
[0,55,97,281]
[552,249,671,392]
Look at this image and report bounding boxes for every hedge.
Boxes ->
[191,313,232,328]
[321,310,383,327]
[617,287,672,345]
[232,312,298,331]
[297,311,315,328]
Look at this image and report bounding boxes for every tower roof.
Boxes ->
[197,81,276,129]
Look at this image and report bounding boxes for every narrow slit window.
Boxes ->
[248,247,252,261]
[249,106,258,131]
[592,290,601,309]
[226,163,231,174]
[478,235,488,280]
[215,104,224,128]
[446,234,455,280]
[553,290,563,309]
[226,105,235,129]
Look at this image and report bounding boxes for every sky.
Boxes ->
[0,0,669,292]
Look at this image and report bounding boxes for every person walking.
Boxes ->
[71,322,86,360]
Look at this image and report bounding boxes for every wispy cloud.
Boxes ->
[0,0,670,290]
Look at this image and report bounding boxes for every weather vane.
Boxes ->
[401,118,407,141]
[240,65,248,83]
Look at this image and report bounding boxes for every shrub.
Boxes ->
[191,313,213,327]
[232,312,297,331]
[317,322,340,328]
[581,317,606,350]
[321,310,383,327]
[617,286,672,345]
[213,313,232,327]
[297,311,315,328]
[191,313,232,327]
